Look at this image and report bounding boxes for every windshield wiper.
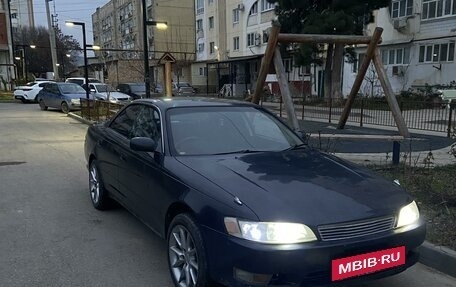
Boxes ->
[282,143,307,151]
[213,149,265,155]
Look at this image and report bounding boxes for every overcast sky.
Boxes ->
[33,0,109,46]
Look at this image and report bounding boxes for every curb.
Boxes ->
[67,112,94,125]
[419,241,456,278]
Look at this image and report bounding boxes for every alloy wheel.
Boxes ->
[168,225,199,287]
[89,164,100,204]
[61,102,69,114]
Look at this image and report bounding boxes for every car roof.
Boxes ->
[134,97,257,110]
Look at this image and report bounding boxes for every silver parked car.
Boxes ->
[87,83,131,103]
[172,82,196,96]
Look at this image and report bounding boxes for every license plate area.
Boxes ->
[332,246,406,281]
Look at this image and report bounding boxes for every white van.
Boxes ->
[65,77,101,86]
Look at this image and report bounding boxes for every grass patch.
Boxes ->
[373,165,456,249]
[0,91,15,102]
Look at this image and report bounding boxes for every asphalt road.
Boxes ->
[0,103,455,287]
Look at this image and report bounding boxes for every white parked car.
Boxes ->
[88,83,131,103]
[14,81,55,103]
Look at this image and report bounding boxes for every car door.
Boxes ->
[100,104,143,206]
[117,105,167,231]
[43,83,59,107]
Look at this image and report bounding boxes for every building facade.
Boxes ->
[192,0,310,97]
[9,0,34,31]
[92,0,195,87]
[343,0,456,96]
[0,1,16,90]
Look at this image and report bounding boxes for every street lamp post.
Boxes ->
[15,44,36,82]
[141,0,167,98]
[65,21,89,101]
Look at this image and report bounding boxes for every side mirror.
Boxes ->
[130,137,157,152]
[296,130,310,143]
[90,89,96,93]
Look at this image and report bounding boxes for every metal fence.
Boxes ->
[261,97,456,137]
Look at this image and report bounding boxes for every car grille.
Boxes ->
[318,216,396,241]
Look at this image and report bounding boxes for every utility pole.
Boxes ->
[45,0,59,80]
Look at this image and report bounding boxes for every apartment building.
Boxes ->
[9,0,34,31]
[92,0,195,86]
[343,0,456,96]
[0,1,15,90]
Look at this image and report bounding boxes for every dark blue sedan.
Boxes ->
[84,98,425,287]
[36,82,88,113]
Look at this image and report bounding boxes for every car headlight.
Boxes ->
[224,217,317,244]
[71,99,80,104]
[396,201,420,228]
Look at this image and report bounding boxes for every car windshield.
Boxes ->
[60,84,87,94]
[168,106,303,156]
[130,84,146,92]
[95,84,116,93]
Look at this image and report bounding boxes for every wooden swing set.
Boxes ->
[251,22,410,138]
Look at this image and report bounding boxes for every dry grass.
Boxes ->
[374,165,456,249]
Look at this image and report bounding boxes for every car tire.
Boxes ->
[38,99,48,111]
[61,102,70,114]
[88,160,110,210]
[167,213,209,287]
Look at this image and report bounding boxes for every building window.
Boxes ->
[210,42,215,54]
[198,43,204,53]
[391,0,413,18]
[199,67,208,76]
[352,53,366,73]
[422,0,456,20]
[208,0,214,5]
[261,0,275,12]
[249,1,258,16]
[196,0,204,14]
[381,47,410,65]
[209,16,214,29]
[196,19,203,31]
[247,33,255,47]
[233,9,240,23]
[419,42,455,62]
[233,36,240,51]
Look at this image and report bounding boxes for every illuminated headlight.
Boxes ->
[224,217,317,244]
[71,99,80,104]
[396,201,420,228]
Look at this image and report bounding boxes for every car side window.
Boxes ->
[130,106,162,151]
[109,105,143,138]
[38,82,48,88]
[47,84,59,94]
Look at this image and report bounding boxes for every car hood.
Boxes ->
[175,149,411,226]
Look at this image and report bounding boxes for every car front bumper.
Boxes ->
[201,221,426,286]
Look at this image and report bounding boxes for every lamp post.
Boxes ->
[65,21,89,101]
[15,44,36,82]
[141,0,167,98]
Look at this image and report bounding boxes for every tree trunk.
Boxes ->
[331,44,344,101]
[324,44,334,100]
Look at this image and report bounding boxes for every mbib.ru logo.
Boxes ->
[332,246,406,281]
